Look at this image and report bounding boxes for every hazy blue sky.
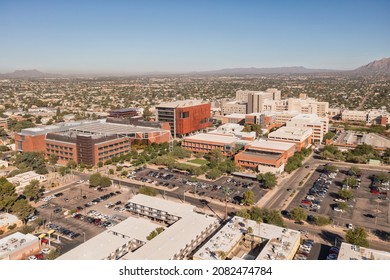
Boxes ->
[0,0,389,73]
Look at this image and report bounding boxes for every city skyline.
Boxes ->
[0,0,389,74]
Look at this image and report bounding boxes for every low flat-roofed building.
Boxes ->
[235,139,296,174]
[0,213,19,232]
[182,133,243,155]
[268,127,312,151]
[208,123,256,141]
[331,131,390,151]
[7,171,47,194]
[0,232,40,260]
[342,110,367,122]
[337,242,390,260]
[221,113,246,125]
[193,216,300,260]
[59,194,218,260]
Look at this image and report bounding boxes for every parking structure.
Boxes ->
[287,165,390,232]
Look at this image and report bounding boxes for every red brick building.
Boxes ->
[15,119,171,165]
[235,139,296,175]
[156,100,211,137]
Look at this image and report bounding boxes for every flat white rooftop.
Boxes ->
[58,216,157,260]
[0,213,19,228]
[194,216,300,260]
[248,139,295,151]
[59,195,218,260]
[0,232,38,259]
[268,127,312,140]
[223,113,246,118]
[337,242,390,260]
[183,133,239,144]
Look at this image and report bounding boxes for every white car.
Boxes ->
[334,198,345,203]
[28,255,37,260]
[306,195,315,201]
[347,223,353,230]
[28,216,38,222]
[333,207,344,212]
[41,248,51,254]
[77,180,85,184]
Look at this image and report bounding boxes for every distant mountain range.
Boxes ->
[1,58,389,78]
[353,57,390,73]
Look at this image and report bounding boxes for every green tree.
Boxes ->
[99,176,112,188]
[12,199,35,222]
[247,226,253,234]
[313,215,332,226]
[323,164,338,173]
[97,161,104,168]
[338,189,353,200]
[121,170,128,177]
[342,176,358,187]
[14,152,48,174]
[323,131,336,142]
[346,227,369,247]
[23,180,41,201]
[146,230,158,240]
[348,166,361,176]
[290,207,307,222]
[257,172,277,189]
[0,177,18,212]
[48,154,59,165]
[242,190,255,205]
[376,172,389,182]
[66,160,77,169]
[89,172,102,187]
[109,169,114,175]
[206,168,222,179]
[338,202,348,211]
[138,186,157,196]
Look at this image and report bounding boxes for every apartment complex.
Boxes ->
[15,119,171,166]
[59,195,218,260]
[193,216,300,260]
[235,139,296,174]
[155,100,211,137]
[268,127,312,151]
[285,114,329,143]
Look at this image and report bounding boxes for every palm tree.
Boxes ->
[221,186,232,220]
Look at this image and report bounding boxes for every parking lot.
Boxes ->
[287,165,390,232]
[133,167,267,205]
[36,183,135,253]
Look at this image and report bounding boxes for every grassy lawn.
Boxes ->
[187,158,209,165]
